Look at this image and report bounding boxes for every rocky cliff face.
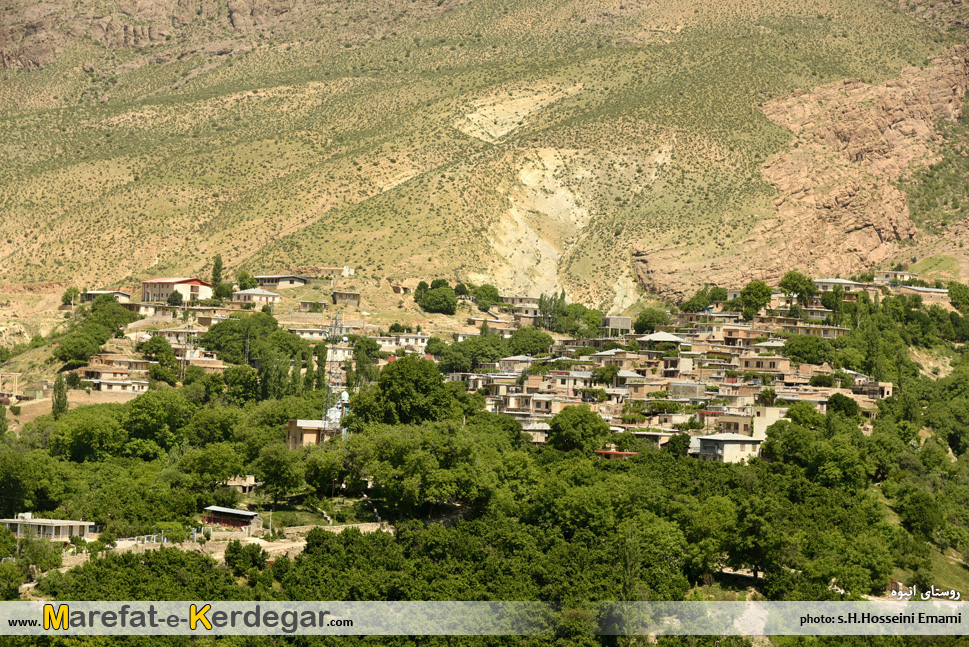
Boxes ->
[0,0,294,69]
[633,47,969,300]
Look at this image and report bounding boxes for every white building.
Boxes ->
[697,433,764,463]
[232,288,281,306]
[141,278,213,303]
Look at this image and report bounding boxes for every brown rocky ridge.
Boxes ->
[634,46,969,300]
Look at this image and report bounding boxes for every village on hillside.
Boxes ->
[1,265,946,463]
[2,253,969,608]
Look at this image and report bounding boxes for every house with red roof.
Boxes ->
[141,277,213,303]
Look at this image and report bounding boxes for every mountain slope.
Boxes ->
[0,0,962,308]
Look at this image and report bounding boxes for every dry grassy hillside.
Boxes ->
[0,0,966,308]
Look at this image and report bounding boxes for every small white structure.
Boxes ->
[232,288,281,306]
[0,515,95,541]
[255,275,310,290]
[637,331,688,345]
[82,290,131,303]
[697,433,764,463]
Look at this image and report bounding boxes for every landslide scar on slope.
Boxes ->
[454,83,583,143]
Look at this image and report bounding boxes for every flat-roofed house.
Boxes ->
[232,288,281,306]
[501,295,541,307]
[255,275,310,289]
[89,354,152,372]
[299,300,327,312]
[697,433,764,463]
[738,354,791,373]
[141,278,213,303]
[82,290,131,303]
[601,316,633,337]
[332,291,361,307]
[898,285,949,302]
[875,270,918,285]
[0,515,95,541]
[80,366,131,381]
[286,419,341,450]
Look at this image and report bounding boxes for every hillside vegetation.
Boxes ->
[0,0,963,308]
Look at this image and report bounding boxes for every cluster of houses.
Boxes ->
[445,311,890,463]
[78,270,942,462]
[77,272,362,319]
[286,278,923,463]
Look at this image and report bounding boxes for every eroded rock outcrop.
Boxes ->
[633,47,969,299]
[0,0,291,68]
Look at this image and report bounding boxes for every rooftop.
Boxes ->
[233,288,280,296]
[700,433,765,442]
[202,506,260,517]
[0,518,95,526]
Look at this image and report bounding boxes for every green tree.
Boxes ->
[782,335,835,366]
[214,282,233,300]
[224,540,268,576]
[681,287,712,312]
[53,333,101,363]
[0,561,24,600]
[547,405,610,453]
[472,283,500,311]
[124,389,197,455]
[314,344,328,390]
[50,405,127,462]
[137,336,178,369]
[237,271,258,290]
[759,387,777,406]
[820,284,845,324]
[414,281,429,302]
[778,271,817,309]
[258,351,286,401]
[52,374,68,420]
[256,444,304,506]
[665,433,691,457]
[729,499,784,582]
[740,281,772,320]
[949,281,969,315]
[224,365,260,405]
[827,393,860,418]
[211,254,224,286]
[508,326,553,356]
[419,286,457,315]
[592,364,620,386]
[898,490,942,540]
[372,355,450,425]
[180,443,243,491]
[425,336,447,356]
[708,286,728,302]
[149,363,178,386]
[302,351,316,392]
[61,286,81,307]
[166,290,184,306]
[633,307,670,334]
